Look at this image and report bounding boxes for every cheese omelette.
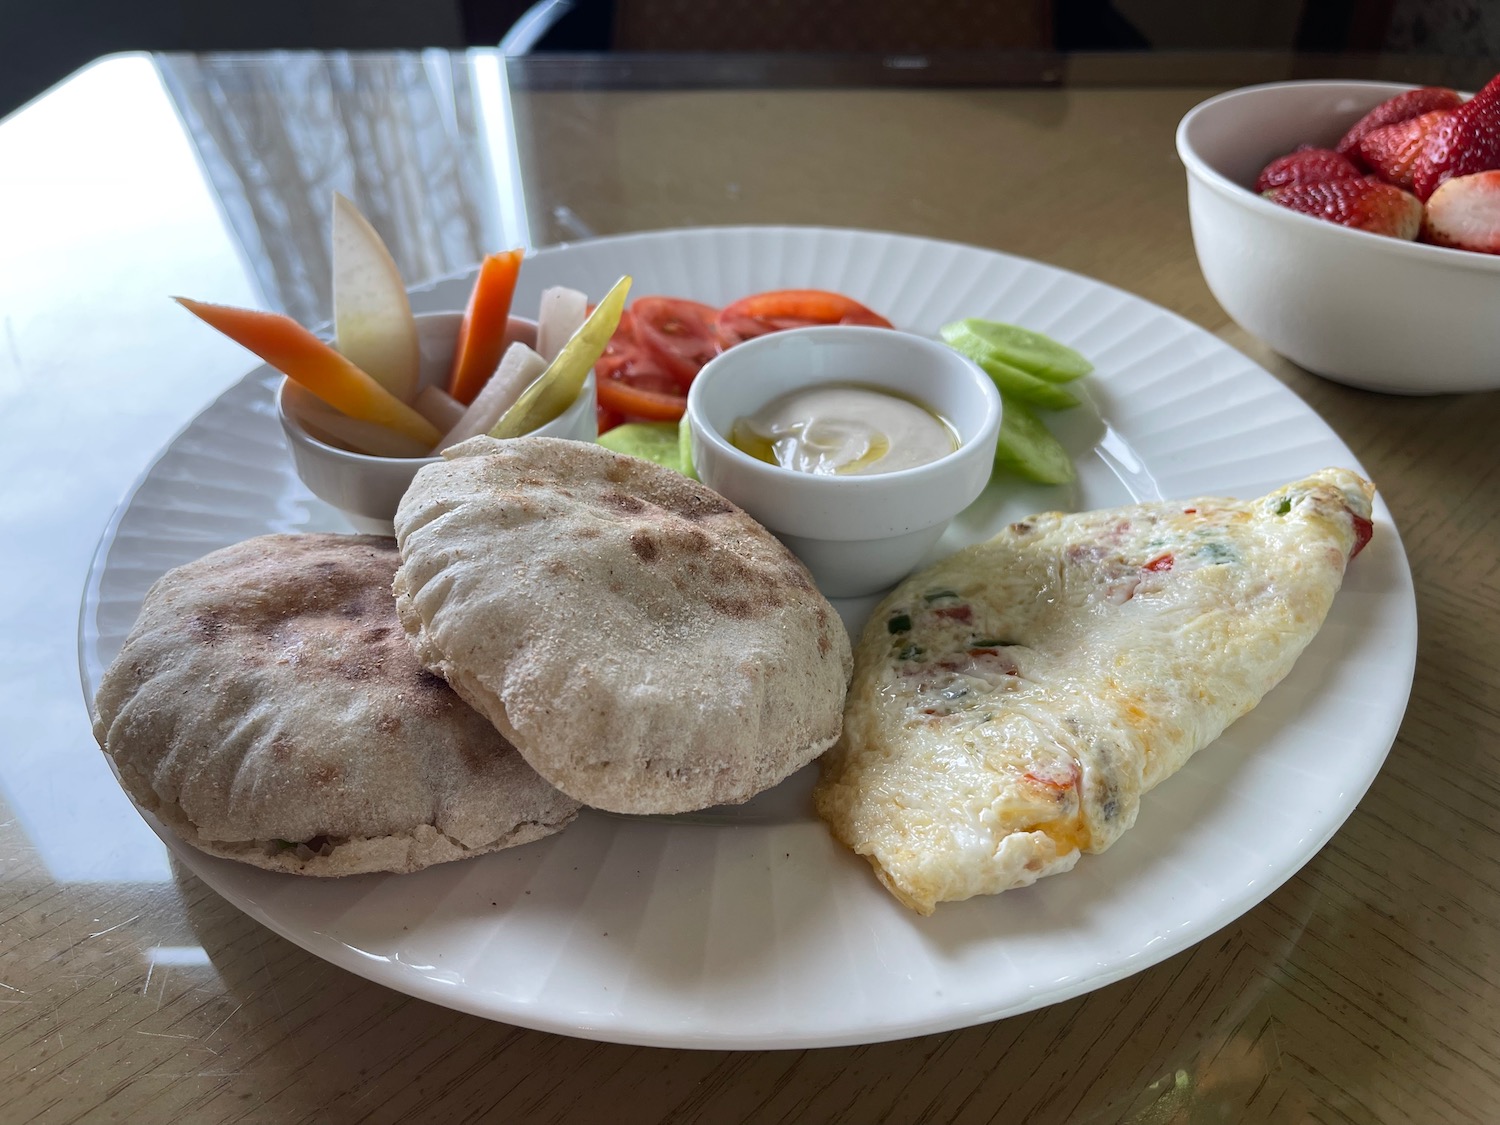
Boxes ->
[814,469,1375,914]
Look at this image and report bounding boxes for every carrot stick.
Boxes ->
[176,297,439,447]
[448,249,524,405]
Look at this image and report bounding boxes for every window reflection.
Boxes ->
[157,51,528,326]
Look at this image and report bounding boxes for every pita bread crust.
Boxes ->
[817,469,1375,913]
[93,534,579,876]
[393,436,853,814]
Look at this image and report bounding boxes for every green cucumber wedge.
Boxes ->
[678,414,697,479]
[943,333,1081,410]
[941,319,1092,384]
[994,393,1075,484]
[598,421,691,477]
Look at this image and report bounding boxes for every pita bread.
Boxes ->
[816,469,1375,913]
[393,436,852,814]
[93,534,580,876]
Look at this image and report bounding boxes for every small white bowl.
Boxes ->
[1177,79,1500,395]
[279,311,597,531]
[686,325,1001,598]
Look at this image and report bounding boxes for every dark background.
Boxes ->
[3,0,1498,120]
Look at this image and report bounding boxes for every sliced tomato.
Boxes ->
[631,296,720,385]
[716,289,893,347]
[594,304,688,422]
[596,400,625,435]
[596,376,686,421]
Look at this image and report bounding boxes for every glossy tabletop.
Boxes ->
[4,49,1498,1124]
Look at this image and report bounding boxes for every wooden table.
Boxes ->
[4,50,1497,1124]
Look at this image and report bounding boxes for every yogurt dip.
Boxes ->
[729,383,957,476]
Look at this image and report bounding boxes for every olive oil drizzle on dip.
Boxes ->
[730,383,958,476]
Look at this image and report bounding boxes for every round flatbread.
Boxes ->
[93,533,580,876]
[393,436,853,814]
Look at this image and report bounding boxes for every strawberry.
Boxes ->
[1254,147,1361,193]
[1263,176,1422,240]
[1336,86,1463,163]
[1420,170,1500,254]
[1358,110,1451,191]
[1412,75,1500,201]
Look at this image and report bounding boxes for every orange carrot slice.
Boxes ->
[176,297,439,448]
[447,249,524,405]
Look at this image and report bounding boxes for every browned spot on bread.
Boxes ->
[1009,520,1035,534]
[604,461,630,484]
[362,625,392,644]
[661,490,734,521]
[664,526,712,555]
[190,611,228,644]
[818,632,832,656]
[337,658,374,681]
[405,670,456,718]
[270,734,296,761]
[707,594,756,619]
[601,491,647,514]
[375,713,401,734]
[630,531,659,562]
[546,558,569,576]
[309,763,341,786]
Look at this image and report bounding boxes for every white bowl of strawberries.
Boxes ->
[1177,78,1500,395]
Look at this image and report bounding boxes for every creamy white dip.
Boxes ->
[730,383,957,476]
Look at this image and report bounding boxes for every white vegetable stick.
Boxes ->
[435,341,549,452]
[536,286,587,362]
[293,393,433,458]
[413,385,466,431]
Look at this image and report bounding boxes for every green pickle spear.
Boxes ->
[994,393,1075,484]
[941,319,1092,384]
[490,274,632,439]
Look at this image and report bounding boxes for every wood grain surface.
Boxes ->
[4,57,1498,1125]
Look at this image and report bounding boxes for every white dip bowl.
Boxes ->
[686,325,1002,598]
[1176,79,1500,395]
[278,311,597,532]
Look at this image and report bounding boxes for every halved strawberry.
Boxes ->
[1411,74,1500,201]
[1336,86,1463,163]
[1263,176,1422,240]
[1421,170,1500,254]
[1359,110,1451,192]
[1254,147,1361,193]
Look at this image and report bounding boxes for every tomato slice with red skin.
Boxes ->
[1350,512,1373,558]
[596,401,625,435]
[596,377,686,421]
[716,289,894,347]
[594,302,694,423]
[631,297,720,386]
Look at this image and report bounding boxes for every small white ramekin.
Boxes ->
[686,325,1001,598]
[278,311,596,532]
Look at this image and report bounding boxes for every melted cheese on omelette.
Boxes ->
[814,469,1375,914]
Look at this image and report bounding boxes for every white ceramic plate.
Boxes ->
[79,226,1416,1049]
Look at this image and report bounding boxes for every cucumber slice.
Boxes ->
[994,393,1075,484]
[678,414,697,480]
[599,421,691,476]
[942,333,1081,410]
[941,319,1092,383]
